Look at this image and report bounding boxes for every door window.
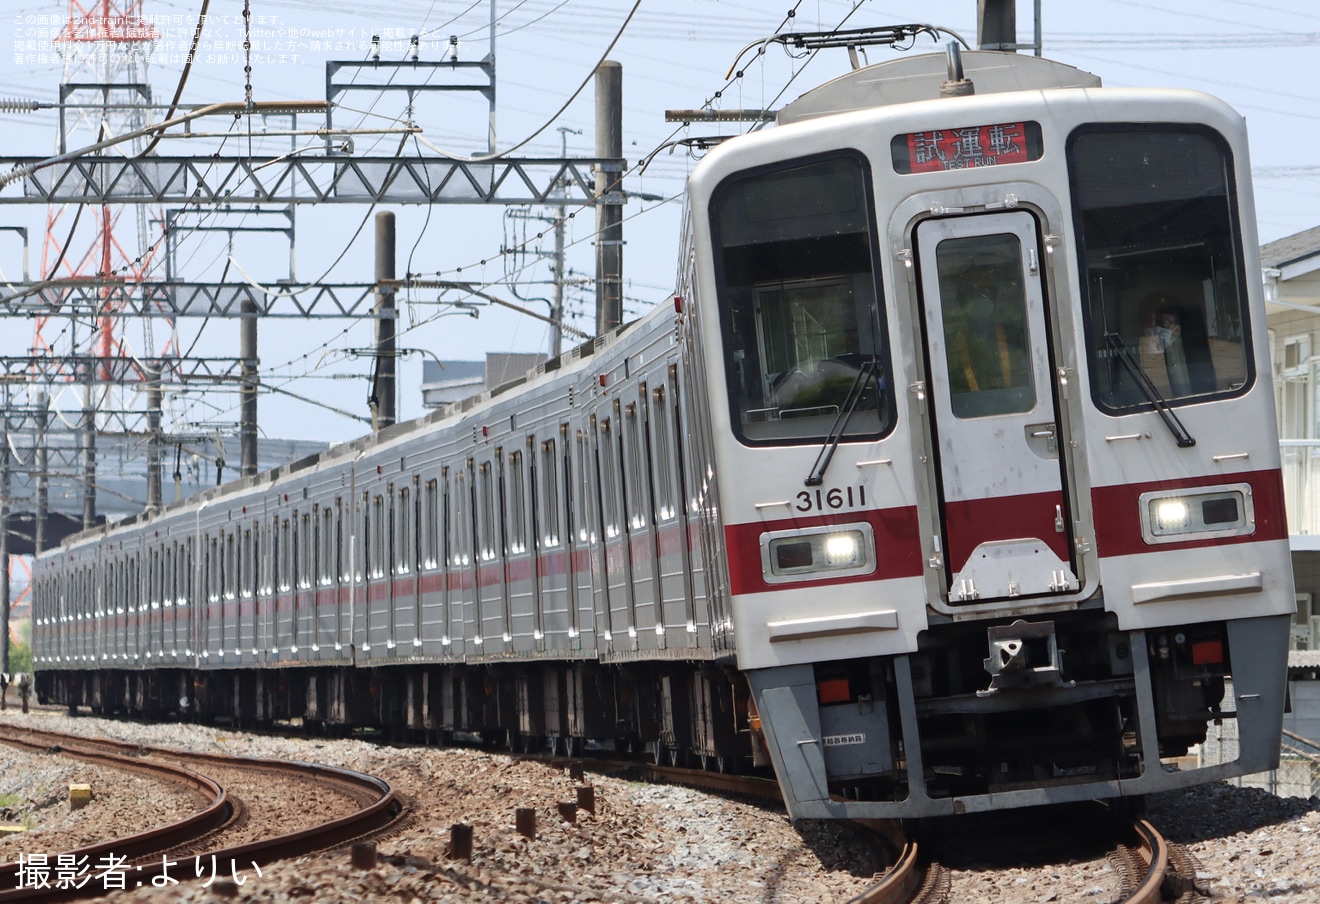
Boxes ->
[934,233,1035,418]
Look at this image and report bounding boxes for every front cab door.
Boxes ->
[914,211,1077,604]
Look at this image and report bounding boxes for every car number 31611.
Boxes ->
[794,485,866,513]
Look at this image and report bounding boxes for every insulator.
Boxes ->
[0,98,40,113]
[0,164,34,190]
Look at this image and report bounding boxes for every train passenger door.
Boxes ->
[914,211,1077,603]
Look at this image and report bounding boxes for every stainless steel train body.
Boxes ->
[34,49,1293,819]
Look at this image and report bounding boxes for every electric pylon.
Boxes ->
[39,0,164,374]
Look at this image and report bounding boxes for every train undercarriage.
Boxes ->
[746,611,1291,818]
[36,660,759,770]
[35,611,1290,819]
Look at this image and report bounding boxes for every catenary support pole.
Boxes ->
[241,294,259,477]
[146,368,163,510]
[594,61,623,336]
[34,392,48,555]
[0,416,9,676]
[82,368,98,525]
[977,0,1016,51]
[374,211,397,431]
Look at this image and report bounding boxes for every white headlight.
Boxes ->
[824,534,860,565]
[1154,500,1190,531]
[1140,484,1254,544]
[761,524,875,582]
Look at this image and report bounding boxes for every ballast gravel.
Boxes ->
[0,708,1316,903]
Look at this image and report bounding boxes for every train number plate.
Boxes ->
[794,485,866,513]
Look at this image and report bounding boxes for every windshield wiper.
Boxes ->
[1104,332,1196,448]
[805,359,883,487]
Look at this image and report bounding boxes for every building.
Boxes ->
[420,353,548,409]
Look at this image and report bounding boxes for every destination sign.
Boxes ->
[892,121,1042,174]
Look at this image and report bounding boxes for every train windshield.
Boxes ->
[711,153,892,445]
[1069,126,1252,411]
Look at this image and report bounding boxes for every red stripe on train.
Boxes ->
[724,506,924,596]
[943,490,1071,570]
[1090,468,1288,558]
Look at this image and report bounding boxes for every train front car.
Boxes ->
[686,50,1293,818]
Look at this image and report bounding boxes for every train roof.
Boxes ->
[51,301,676,550]
[777,49,1101,125]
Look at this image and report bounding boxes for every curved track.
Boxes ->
[635,766,1191,904]
[0,725,404,902]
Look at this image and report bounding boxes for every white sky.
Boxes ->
[1,0,1317,444]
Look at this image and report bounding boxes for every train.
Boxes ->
[32,40,1294,819]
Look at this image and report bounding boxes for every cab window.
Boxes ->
[1069,126,1251,411]
[711,153,893,445]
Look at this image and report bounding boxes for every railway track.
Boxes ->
[599,760,1198,904]
[0,721,1202,904]
[0,725,405,902]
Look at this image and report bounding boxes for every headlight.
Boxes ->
[1140,484,1254,544]
[1154,500,1190,531]
[760,524,875,583]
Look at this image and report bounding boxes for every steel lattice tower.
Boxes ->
[39,0,164,371]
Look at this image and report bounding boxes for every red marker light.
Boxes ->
[1192,640,1224,665]
[817,678,851,705]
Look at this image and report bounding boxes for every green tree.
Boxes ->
[7,640,31,675]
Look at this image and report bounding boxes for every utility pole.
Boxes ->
[34,392,49,555]
[0,415,9,676]
[240,295,259,477]
[146,368,163,509]
[81,369,97,527]
[595,61,623,335]
[978,0,1043,55]
[553,126,582,358]
[373,211,397,431]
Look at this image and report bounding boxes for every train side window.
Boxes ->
[291,514,302,590]
[599,417,621,539]
[180,540,191,609]
[508,451,527,554]
[424,479,440,569]
[711,152,893,445]
[300,513,313,589]
[312,508,323,586]
[478,461,497,561]
[226,532,238,600]
[334,500,346,583]
[1069,125,1252,410]
[651,385,676,521]
[396,485,411,574]
[269,517,278,593]
[237,530,249,596]
[540,438,561,547]
[280,518,293,592]
[320,508,333,585]
[371,495,386,579]
[575,428,595,543]
[163,545,174,607]
[253,523,264,595]
[452,465,473,568]
[208,538,219,604]
[625,397,648,530]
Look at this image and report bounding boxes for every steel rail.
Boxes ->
[607,760,924,904]
[0,727,231,900]
[846,819,926,904]
[0,726,403,902]
[1125,817,1172,904]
